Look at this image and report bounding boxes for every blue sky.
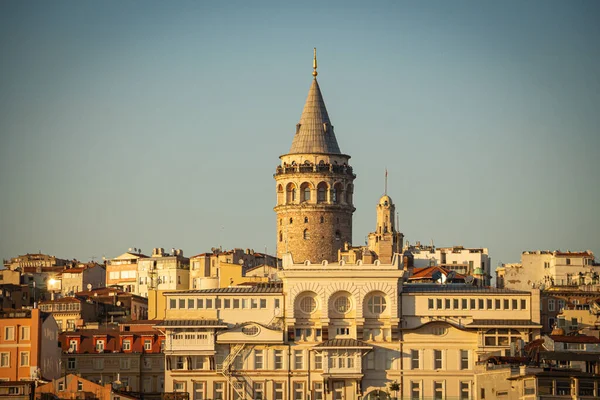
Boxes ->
[1,1,598,266]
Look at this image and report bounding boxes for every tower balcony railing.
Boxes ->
[275,164,355,177]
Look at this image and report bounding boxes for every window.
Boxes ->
[486,299,492,309]
[495,299,501,309]
[328,351,354,369]
[214,382,224,400]
[188,299,194,309]
[294,350,304,369]
[462,299,468,309]
[233,299,240,308]
[274,382,284,400]
[176,356,185,370]
[144,339,152,351]
[197,299,204,308]
[251,299,258,309]
[428,299,434,309]
[434,381,444,400]
[436,299,442,309]
[460,382,470,400]
[259,299,267,308]
[293,382,304,400]
[143,358,152,369]
[303,229,310,240]
[120,358,131,370]
[334,296,351,313]
[504,299,509,309]
[410,381,421,400]
[169,299,176,309]
[512,299,518,309]
[93,358,104,370]
[454,299,459,309]
[4,327,14,341]
[58,381,65,391]
[77,381,83,391]
[274,350,283,369]
[96,340,105,352]
[566,258,571,265]
[548,299,555,311]
[470,299,476,309]
[314,353,322,369]
[69,340,78,352]
[484,328,521,346]
[174,382,185,392]
[300,296,317,314]
[367,295,387,314]
[254,349,263,369]
[336,327,350,336]
[411,349,419,369]
[579,380,594,396]
[19,352,29,366]
[193,382,205,400]
[206,299,213,308]
[478,299,484,309]
[178,299,185,309]
[275,299,280,309]
[460,350,469,370]
[20,326,30,341]
[254,382,264,400]
[241,299,247,309]
[123,339,131,351]
[313,382,324,400]
[67,358,76,370]
[224,299,231,308]
[521,299,527,309]
[434,350,442,370]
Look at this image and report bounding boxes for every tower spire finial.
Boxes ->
[312,47,318,77]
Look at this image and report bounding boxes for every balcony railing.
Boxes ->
[275,164,355,177]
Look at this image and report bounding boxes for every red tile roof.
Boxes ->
[549,335,600,343]
[409,266,466,281]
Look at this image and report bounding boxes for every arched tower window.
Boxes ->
[317,182,328,203]
[346,184,353,204]
[303,229,310,240]
[277,184,284,205]
[286,183,297,204]
[320,216,324,224]
[289,218,293,224]
[279,231,283,242]
[300,182,311,203]
[333,183,343,204]
[335,230,341,241]
[304,217,309,223]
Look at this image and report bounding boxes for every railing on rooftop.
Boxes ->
[275,164,355,177]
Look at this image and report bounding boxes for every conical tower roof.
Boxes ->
[289,73,342,154]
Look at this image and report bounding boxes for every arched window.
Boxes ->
[346,184,353,204]
[279,231,282,242]
[335,231,341,241]
[304,217,309,223]
[286,183,297,204]
[333,183,343,204]
[367,294,387,314]
[317,182,327,203]
[289,218,293,224]
[277,184,284,205]
[320,216,324,224]
[300,297,316,314]
[333,295,351,314]
[300,182,311,202]
[303,229,310,240]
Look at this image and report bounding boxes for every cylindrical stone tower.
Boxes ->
[274,50,356,263]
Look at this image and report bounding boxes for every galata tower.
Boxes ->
[274,49,356,263]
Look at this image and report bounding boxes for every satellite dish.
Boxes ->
[239,259,244,265]
[432,270,442,283]
[128,248,132,252]
[447,271,456,281]
[465,276,474,285]
[87,284,92,291]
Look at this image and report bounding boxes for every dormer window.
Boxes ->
[95,340,105,352]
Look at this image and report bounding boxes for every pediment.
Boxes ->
[217,322,284,344]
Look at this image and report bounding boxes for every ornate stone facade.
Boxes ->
[274,59,355,263]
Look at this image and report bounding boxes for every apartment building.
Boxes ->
[0,308,60,382]
[59,321,165,394]
[59,263,106,296]
[137,248,189,298]
[106,250,148,294]
[38,297,97,331]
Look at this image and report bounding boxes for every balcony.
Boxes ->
[274,164,355,178]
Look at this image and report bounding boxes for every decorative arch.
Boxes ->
[293,290,321,319]
[332,182,343,204]
[286,182,297,204]
[300,182,312,203]
[317,182,328,203]
[277,184,284,205]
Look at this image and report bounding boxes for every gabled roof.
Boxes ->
[288,78,342,155]
[409,266,466,282]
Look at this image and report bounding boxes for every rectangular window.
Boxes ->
[521,299,527,309]
[4,327,14,341]
[19,352,29,366]
[445,299,451,309]
[197,298,204,308]
[233,299,240,308]
[254,349,263,369]
[67,358,76,370]
[275,298,280,308]
[274,350,283,370]
[96,340,105,352]
[251,299,258,309]
[434,381,444,400]
[512,299,518,309]
[294,382,304,400]
[214,382,224,400]
[274,382,284,400]
[428,299,434,309]
[120,358,130,369]
[436,299,442,309]
[224,299,231,308]
[122,340,131,351]
[470,299,476,309]
[0,352,9,367]
[169,299,176,309]
[313,382,324,400]
[460,350,469,370]
[478,299,484,309]
[179,299,185,309]
[460,382,470,400]
[410,381,421,400]
[411,349,419,369]
[206,299,213,308]
[314,353,322,369]
[548,299,555,311]
[215,298,221,308]
[253,382,264,400]
[20,326,30,341]
[294,350,304,369]
[193,382,205,400]
[260,299,267,308]
[461,299,467,309]
[58,382,64,391]
[77,381,83,391]
[241,299,248,309]
[486,299,492,309]
[495,299,501,309]
[504,299,509,309]
[174,382,185,392]
[93,358,104,370]
[144,339,152,351]
[434,350,442,370]
[176,356,184,370]
[188,299,194,309]
[453,299,459,309]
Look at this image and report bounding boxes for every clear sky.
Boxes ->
[1,1,598,267]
